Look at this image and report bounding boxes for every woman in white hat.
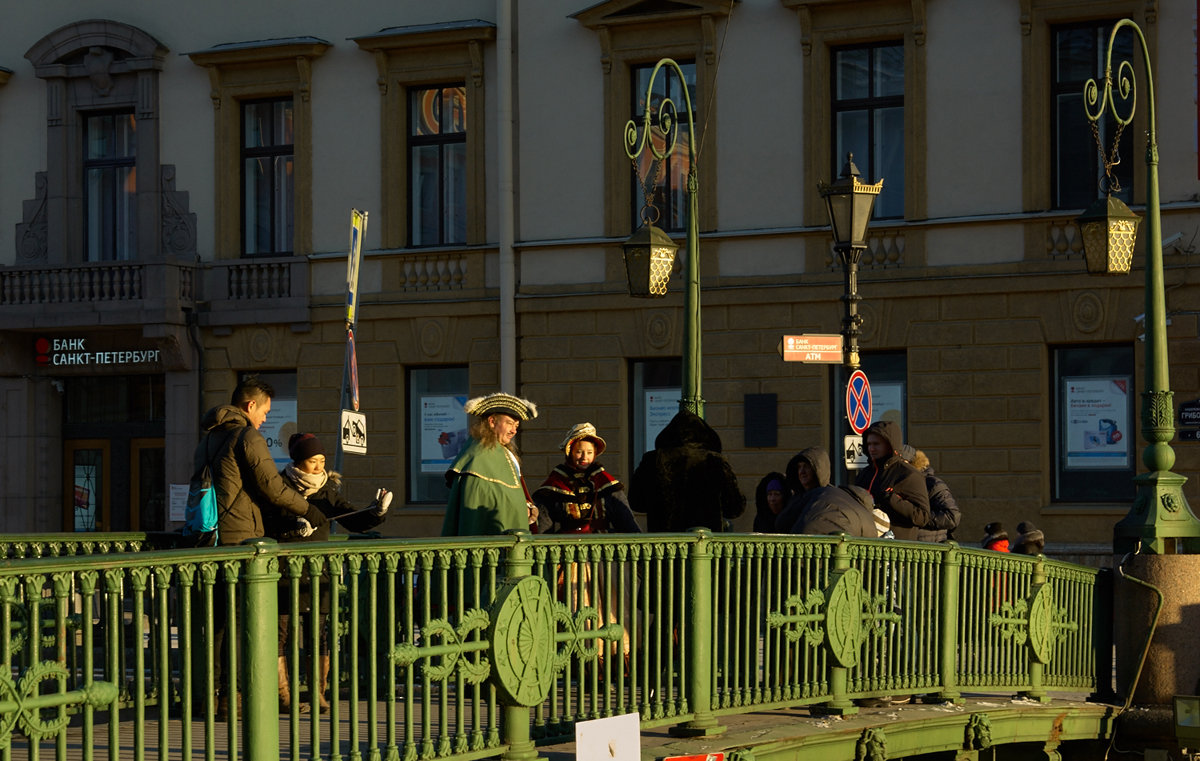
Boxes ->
[533,423,640,534]
[534,423,638,671]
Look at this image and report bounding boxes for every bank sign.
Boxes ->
[35,337,161,368]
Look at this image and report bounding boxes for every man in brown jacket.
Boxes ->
[193,375,326,545]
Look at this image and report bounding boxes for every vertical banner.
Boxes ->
[346,328,360,412]
[346,209,366,327]
[337,209,369,471]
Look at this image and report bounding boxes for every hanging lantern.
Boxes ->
[818,153,884,250]
[623,222,678,297]
[1076,194,1139,275]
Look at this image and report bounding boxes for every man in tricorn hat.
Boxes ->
[441,392,540,536]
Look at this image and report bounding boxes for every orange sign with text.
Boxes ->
[779,334,843,363]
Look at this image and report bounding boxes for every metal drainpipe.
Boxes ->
[497,0,517,391]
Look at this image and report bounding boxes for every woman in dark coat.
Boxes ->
[271,432,391,711]
[630,411,745,532]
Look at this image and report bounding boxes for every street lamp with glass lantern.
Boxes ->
[1076,18,1200,554]
[818,153,884,370]
[623,57,702,418]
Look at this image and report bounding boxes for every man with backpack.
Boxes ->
[192,375,329,719]
[192,375,327,545]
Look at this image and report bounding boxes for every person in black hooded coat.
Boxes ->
[630,410,745,532]
[854,420,931,540]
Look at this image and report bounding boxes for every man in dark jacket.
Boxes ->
[193,375,327,546]
[631,410,745,532]
[193,375,328,718]
[784,482,879,538]
[854,421,930,540]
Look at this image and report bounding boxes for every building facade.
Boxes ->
[0,0,1197,553]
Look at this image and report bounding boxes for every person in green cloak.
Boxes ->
[441,392,540,536]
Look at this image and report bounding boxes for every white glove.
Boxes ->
[372,488,392,517]
[527,502,539,524]
[295,517,315,538]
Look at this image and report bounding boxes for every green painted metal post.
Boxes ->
[1027,558,1048,703]
[240,539,281,761]
[499,531,539,761]
[817,539,857,716]
[937,544,962,703]
[1082,19,1200,554]
[672,529,725,736]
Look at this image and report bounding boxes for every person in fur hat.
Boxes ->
[441,392,540,536]
[630,410,745,532]
[1013,521,1045,555]
[899,445,961,543]
[982,522,1010,552]
[534,423,640,534]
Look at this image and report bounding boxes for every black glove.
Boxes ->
[303,504,328,529]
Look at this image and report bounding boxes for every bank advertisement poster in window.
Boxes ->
[421,395,468,473]
[1063,376,1131,469]
[644,389,681,458]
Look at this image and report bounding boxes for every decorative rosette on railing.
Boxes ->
[0,662,117,745]
[988,583,1079,664]
[766,567,900,668]
[389,575,623,707]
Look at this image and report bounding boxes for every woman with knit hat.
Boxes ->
[533,423,640,534]
[272,432,391,713]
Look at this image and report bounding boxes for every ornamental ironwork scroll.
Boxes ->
[389,574,623,707]
[988,583,1079,664]
[766,567,901,668]
[0,662,117,745]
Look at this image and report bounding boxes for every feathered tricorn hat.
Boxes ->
[463,392,538,422]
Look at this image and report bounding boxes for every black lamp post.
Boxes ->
[818,153,884,370]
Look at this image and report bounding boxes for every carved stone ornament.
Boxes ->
[856,727,887,761]
[965,712,993,750]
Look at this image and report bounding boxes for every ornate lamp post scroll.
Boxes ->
[623,58,703,417]
[1078,19,1200,553]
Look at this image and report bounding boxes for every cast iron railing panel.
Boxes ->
[0,532,1105,761]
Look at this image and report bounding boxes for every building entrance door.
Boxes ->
[64,439,110,531]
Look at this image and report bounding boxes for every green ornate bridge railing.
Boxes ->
[0,530,1110,761]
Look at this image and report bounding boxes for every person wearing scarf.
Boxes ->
[269,432,391,712]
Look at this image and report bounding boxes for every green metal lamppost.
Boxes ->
[1077,18,1200,554]
[819,153,884,370]
[623,57,703,418]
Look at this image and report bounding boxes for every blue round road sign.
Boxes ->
[846,370,872,435]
